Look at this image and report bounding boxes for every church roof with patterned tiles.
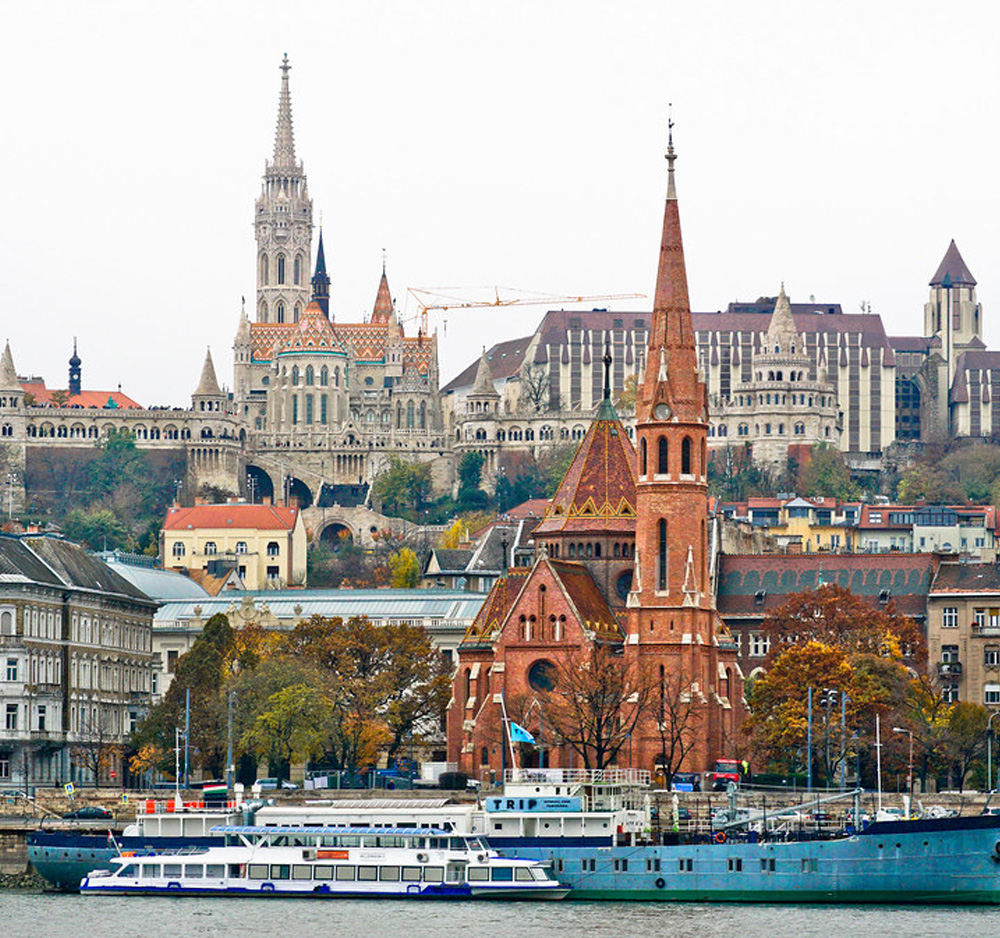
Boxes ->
[459,558,622,648]
[460,568,530,645]
[274,301,346,356]
[250,320,435,373]
[534,398,637,535]
[716,552,938,621]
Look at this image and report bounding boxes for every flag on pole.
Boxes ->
[509,722,536,745]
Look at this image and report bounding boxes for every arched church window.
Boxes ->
[320,366,328,386]
[681,436,692,474]
[640,438,647,476]
[305,366,314,386]
[420,401,426,429]
[277,302,285,324]
[320,395,328,425]
[261,255,269,286]
[293,303,301,322]
[291,366,299,386]
[277,255,286,285]
[657,436,668,474]
[407,401,415,428]
[294,255,302,285]
[595,542,601,558]
[658,518,667,591]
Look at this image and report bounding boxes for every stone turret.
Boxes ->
[192,348,227,413]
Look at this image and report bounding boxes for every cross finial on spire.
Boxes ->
[382,247,387,275]
[281,52,290,76]
[665,103,678,201]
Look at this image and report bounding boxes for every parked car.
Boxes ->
[671,772,702,792]
[63,805,113,820]
[254,777,298,790]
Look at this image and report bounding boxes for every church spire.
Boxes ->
[272,53,297,169]
[371,257,394,324]
[0,341,19,392]
[194,348,223,397]
[636,123,701,426]
[311,228,330,319]
[68,338,82,396]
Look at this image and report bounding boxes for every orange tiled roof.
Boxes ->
[548,559,622,640]
[21,381,142,409]
[535,401,637,535]
[163,503,298,532]
[461,569,529,645]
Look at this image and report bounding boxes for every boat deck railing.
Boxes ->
[504,768,651,787]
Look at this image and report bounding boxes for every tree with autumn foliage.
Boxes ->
[543,645,652,770]
[282,615,452,770]
[762,583,926,669]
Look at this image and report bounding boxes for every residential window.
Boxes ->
[0,608,14,636]
[5,658,16,681]
[5,704,17,731]
[37,705,46,731]
[986,683,1000,706]
[750,634,771,657]
[235,541,248,554]
[167,650,178,673]
[975,609,987,629]
[986,646,1000,667]
[0,752,9,779]
[172,541,185,559]
[942,683,959,703]
[266,565,280,580]
[267,542,280,557]
[941,644,960,663]
[942,607,959,628]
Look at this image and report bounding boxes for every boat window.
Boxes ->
[314,866,334,881]
[357,866,378,882]
[450,837,466,851]
[515,868,534,882]
[321,836,339,847]
[339,835,361,847]
[429,837,447,849]
[401,867,422,882]
[466,838,485,851]
[467,867,489,881]
[269,865,291,880]
[424,867,444,883]
[205,865,225,878]
[379,866,400,881]
[248,864,269,880]
[164,864,183,878]
[376,836,404,849]
[292,865,312,880]
[117,864,137,878]
[335,866,356,881]
[142,865,160,879]
[530,867,552,881]
[228,865,243,878]
[184,865,204,879]
[490,867,513,882]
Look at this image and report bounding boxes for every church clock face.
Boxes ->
[654,402,671,420]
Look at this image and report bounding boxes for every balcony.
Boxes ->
[937,661,964,678]
[973,622,1000,637]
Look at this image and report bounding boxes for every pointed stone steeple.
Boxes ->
[471,348,499,397]
[765,284,799,354]
[931,239,976,287]
[636,129,702,426]
[255,55,313,325]
[0,341,20,392]
[271,53,298,170]
[195,348,222,397]
[311,229,331,319]
[371,257,394,324]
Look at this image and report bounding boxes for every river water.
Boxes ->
[4,892,1000,938]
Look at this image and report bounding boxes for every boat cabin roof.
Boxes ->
[209,825,459,837]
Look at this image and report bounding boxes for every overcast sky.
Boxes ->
[3,1,999,405]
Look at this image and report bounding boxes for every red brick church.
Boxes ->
[446,136,745,779]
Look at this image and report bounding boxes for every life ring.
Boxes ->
[416,852,428,863]
[714,831,726,844]
[655,877,666,889]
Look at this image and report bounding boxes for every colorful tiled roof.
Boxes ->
[548,559,622,640]
[163,503,299,532]
[276,301,344,355]
[716,553,937,620]
[535,400,637,535]
[461,569,530,645]
[371,269,394,323]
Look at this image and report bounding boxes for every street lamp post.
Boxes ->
[892,726,914,801]
[6,471,16,519]
[988,712,1000,792]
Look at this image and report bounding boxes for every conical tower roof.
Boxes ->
[0,341,19,392]
[469,348,500,399]
[371,263,394,323]
[763,284,801,355]
[930,239,976,287]
[636,131,702,425]
[271,54,298,170]
[194,348,223,397]
[535,399,637,536]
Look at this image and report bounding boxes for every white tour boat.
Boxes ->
[79,825,568,900]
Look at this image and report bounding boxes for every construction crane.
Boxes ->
[402,287,646,336]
